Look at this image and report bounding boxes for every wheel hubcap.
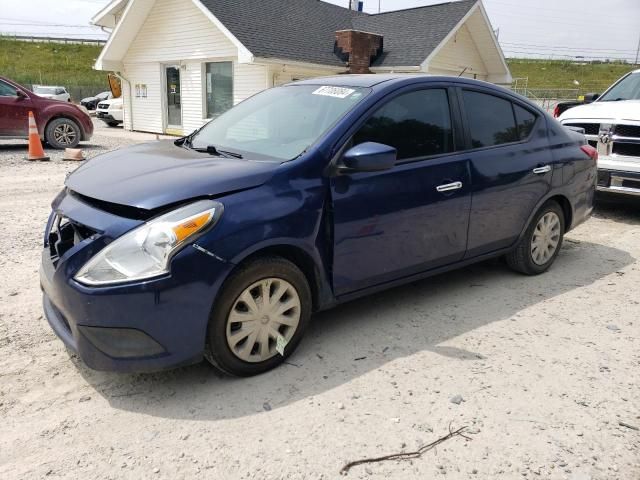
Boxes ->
[225,278,301,363]
[531,212,561,265]
[53,124,76,145]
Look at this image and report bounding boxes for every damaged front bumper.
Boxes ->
[40,190,233,372]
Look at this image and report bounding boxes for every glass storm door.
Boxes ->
[165,66,182,127]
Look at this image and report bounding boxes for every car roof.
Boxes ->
[289,74,504,90]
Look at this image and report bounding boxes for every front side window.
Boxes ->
[463,90,518,148]
[598,72,640,102]
[0,81,17,97]
[205,62,233,118]
[354,89,454,160]
[191,85,370,161]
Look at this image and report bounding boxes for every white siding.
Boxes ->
[428,23,488,80]
[234,63,268,105]
[270,65,342,86]
[182,61,205,134]
[123,62,163,133]
[123,0,237,64]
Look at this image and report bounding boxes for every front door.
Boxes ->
[165,66,182,131]
[0,80,32,137]
[331,87,472,296]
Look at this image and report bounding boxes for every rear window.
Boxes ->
[463,90,518,148]
[514,104,537,140]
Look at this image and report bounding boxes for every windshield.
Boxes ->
[190,85,370,161]
[599,72,640,102]
[33,86,59,95]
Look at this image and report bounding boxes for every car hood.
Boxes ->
[65,141,281,211]
[559,99,640,122]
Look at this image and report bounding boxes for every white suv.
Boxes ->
[559,70,640,197]
[96,97,123,127]
[33,85,71,102]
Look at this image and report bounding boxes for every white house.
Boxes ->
[92,0,511,135]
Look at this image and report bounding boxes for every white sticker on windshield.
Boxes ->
[312,86,356,99]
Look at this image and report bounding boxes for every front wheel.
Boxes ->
[506,201,565,275]
[204,257,311,376]
[45,118,81,149]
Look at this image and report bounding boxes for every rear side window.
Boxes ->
[463,90,518,148]
[0,81,17,97]
[354,89,454,160]
[514,104,537,140]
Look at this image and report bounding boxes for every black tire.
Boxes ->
[506,200,565,275]
[106,122,120,128]
[204,256,312,377]
[45,118,81,149]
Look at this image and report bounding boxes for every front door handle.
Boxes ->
[532,165,551,174]
[436,181,463,193]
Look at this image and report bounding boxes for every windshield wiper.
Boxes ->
[190,145,243,159]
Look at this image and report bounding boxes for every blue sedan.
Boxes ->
[40,75,597,376]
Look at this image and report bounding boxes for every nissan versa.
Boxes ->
[41,75,597,376]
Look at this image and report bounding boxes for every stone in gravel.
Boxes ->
[79,396,91,403]
[153,467,159,473]
[391,417,400,423]
[337,403,345,410]
[263,402,272,411]
[606,324,620,332]
[450,395,465,405]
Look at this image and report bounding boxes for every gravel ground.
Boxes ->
[0,125,638,479]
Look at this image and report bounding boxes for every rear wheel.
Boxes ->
[106,121,120,127]
[45,118,81,149]
[506,201,565,275]
[204,257,311,376]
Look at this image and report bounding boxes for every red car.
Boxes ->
[0,76,93,149]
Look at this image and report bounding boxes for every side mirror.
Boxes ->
[15,90,27,100]
[583,93,600,103]
[340,142,397,173]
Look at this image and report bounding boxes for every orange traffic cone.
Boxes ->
[26,111,49,161]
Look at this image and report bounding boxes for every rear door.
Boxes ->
[458,88,553,258]
[331,86,472,295]
[0,80,32,137]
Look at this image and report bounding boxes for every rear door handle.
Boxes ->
[533,165,551,174]
[436,181,463,193]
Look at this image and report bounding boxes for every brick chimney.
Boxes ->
[335,30,383,74]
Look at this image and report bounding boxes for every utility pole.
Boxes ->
[379,0,382,13]
[635,33,640,65]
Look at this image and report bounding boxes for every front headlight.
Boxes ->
[75,200,223,286]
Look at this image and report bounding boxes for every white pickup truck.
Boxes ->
[559,69,640,197]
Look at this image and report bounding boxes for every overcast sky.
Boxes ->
[1,0,639,62]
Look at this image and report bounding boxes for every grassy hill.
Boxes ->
[507,59,635,97]
[1,37,636,100]
[0,38,106,96]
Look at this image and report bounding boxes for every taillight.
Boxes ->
[553,105,560,118]
[580,144,598,161]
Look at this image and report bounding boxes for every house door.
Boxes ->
[165,66,182,130]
